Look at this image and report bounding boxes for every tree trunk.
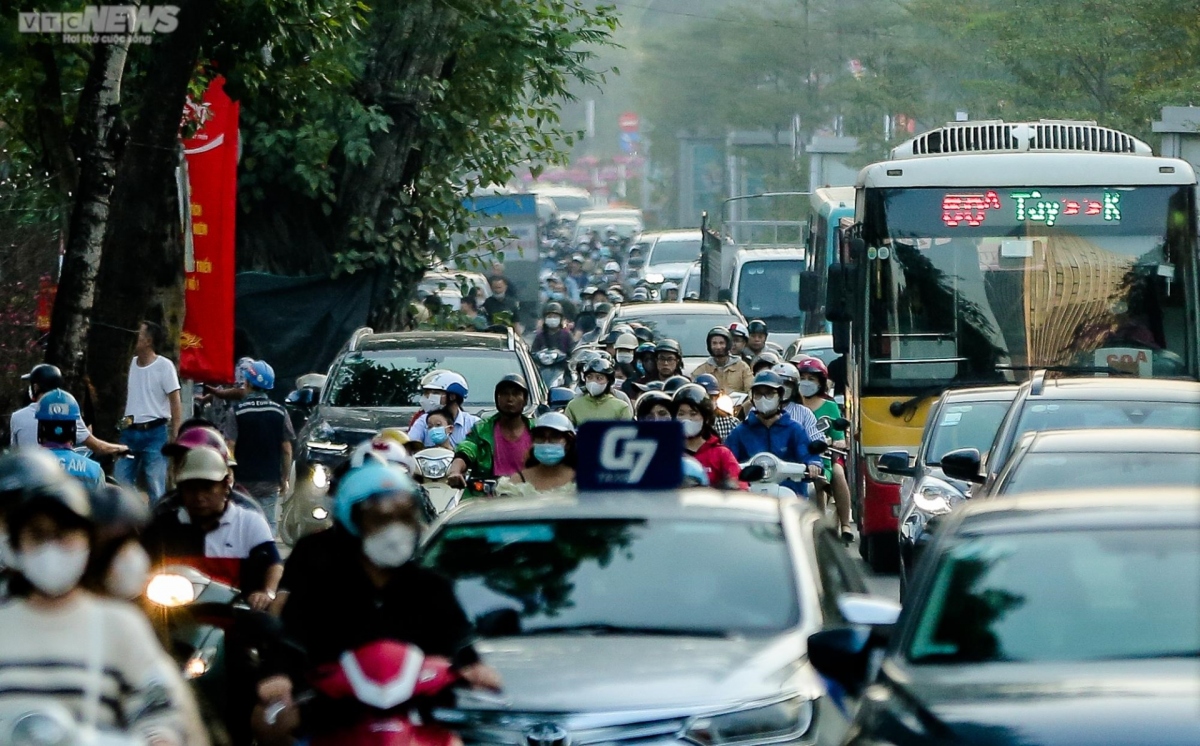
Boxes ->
[86,0,219,440]
[28,41,78,198]
[45,39,131,389]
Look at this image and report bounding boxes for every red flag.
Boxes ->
[180,76,237,383]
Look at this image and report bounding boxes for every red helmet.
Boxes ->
[793,355,829,379]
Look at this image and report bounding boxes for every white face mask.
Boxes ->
[18,539,89,597]
[545,316,562,329]
[679,418,704,438]
[782,385,795,401]
[616,352,635,365]
[754,395,781,416]
[362,523,417,569]
[106,543,151,600]
[420,393,444,413]
[798,380,821,398]
[585,380,608,397]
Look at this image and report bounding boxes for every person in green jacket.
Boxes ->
[565,353,633,425]
[448,375,535,494]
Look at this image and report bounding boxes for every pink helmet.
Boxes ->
[792,355,829,379]
[162,425,236,466]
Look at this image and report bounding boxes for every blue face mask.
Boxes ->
[534,443,566,466]
[548,291,564,301]
[429,427,449,446]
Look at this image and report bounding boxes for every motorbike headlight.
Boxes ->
[10,709,72,746]
[311,464,330,490]
[684,696,814,745]
[145,573,197,607]
[911,476,965,517]
[749,454,778,482]
[183,645,219,680]
[311,506,330,521]
[417,455,453,480]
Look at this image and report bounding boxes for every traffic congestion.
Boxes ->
[4,34,1200,746]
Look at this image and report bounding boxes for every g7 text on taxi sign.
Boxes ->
[576,421,683,491]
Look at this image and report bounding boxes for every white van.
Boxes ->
[729,248,808,347]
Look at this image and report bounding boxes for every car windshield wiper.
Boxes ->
[523,623,732,638]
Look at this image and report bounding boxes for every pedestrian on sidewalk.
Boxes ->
[116,321,182,503]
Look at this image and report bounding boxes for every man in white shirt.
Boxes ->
[8,364,126,456]
[115,321,183,503]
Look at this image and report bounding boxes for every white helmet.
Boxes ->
[427,371,469,399]
[604,261,621,273]
[772,362,800,385]
[533,411,575,434]
[350,436,416,474]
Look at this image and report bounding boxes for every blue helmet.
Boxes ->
[681,456,710,487]
[333,462,418,537]
[36,389,80,422]
[693,373,721,397]
[244,360,275,390]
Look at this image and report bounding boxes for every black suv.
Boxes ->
[293,327,545,481]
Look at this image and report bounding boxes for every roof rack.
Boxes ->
[347,327,374,352]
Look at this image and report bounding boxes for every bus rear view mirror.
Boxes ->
[832,320,850,355]
[825,263,856,323]
[798,271,822,312]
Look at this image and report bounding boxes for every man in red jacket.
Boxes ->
[671,384,746,490]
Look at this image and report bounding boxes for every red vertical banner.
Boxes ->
[180,75,238,383]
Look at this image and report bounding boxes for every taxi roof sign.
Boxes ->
[576,420,683,492]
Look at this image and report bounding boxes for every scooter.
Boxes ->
[533,347,571,389]
[413,447,463,515]
[263,640,463,746]
[738,451,816,500]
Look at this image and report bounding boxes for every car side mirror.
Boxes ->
[940,447,984,484]
[878,450,915,477]
[807,627,874,697]
[738,465,765,483]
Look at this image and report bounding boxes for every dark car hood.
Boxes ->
[876,659,1200,746]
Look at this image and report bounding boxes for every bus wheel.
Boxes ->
[864,532,899,574]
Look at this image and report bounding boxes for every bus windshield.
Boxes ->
[862,185,1195,392]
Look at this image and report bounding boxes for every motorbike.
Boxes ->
[279,464,336,548]
[0,701,142,745]
[263,640,463,746]
[413,447,463,515]
[739,416,850,500]
[533,347,571,389]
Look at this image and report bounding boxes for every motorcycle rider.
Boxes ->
[694,373,740,443]
[83,483,153,601]
[728,323,750,361]
[745,319,770,358]
[447,375,535,489]
[635,390,675,421]
[532,301,573,354]
[256,462,501,738]
[0,457,206,743]
[691,326,754,395]
[0,449,67,597]
[672,384,745,489]
[773,361,829,444]
[141,446,283,612]
[654,338,686,380]
[602,260,623,290]
[794,356,854,541]
[565,255,588,301]
[725,371,823,497]
[566,354,634,425]
[660,281,680,303]
[496,411,577,496]
[408,371,479,448]
[10,363,127,455]
[634,342,658,383]
[613,333,641,396]
[35,390,104,490]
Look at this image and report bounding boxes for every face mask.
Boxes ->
[429,427,449,446]
[782,385,795,401]
[586,380,608,397]
[545,316,562,329]
[616,352,634,365]
[534,443,566,466]
[755,395,781,416]
[362,523,417,569]
[106,543,151,600]
[798,380,821,398]
[420,393,444,413]
[679,418,704,438]
[18,539,89,597]
[549,291,564,301]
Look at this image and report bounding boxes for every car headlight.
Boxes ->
[311,464,330,490]
[684,696,814,745]
[311,506,330,521]
[911,476,965,517]
[145,573,197,607]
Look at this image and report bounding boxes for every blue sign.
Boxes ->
[619,131,641,154]
[462,193,538,218]
[576,420,684,491]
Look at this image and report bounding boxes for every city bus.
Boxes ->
[804,187,856,334]
[825,120,1200,571]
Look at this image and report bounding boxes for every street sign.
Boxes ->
[619,131,641,154]
[576,421,683,491]
[618,111,640,133]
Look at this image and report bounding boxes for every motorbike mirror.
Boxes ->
[832,417,850,431]
[806,627,874,697]
[808,441,828,455]
[878,450,915,477]
[475,608,521,638]
[738,465,766,482]
[939,447,985,484]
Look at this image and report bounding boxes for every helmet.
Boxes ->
[7,475,91,539]
[420,368,452,389]
[728,322,749,340]
[751,351,782,371]
[333,462,418,537]
[376,428,412,448]
[685,291,700,300]
[605,224,617,234]
[663,375,691,394]
[350,436,417,474]
[634,327,655,344]
[22,363,63,393]
[612,323,635,335]
[635,390,674,419]
[35,389,80,422]
[583,285,600,297]
[594,302,613,318]
[583,354,616,378]
[243,360,275,390]
[706,326,732,348]
[681,456,710,487]
[0,449,69,510]
[533,411,575,435]
[655,338,682,357]
[793,355,829,379]
[635,342,657,357]
[429,371,469,400]
[673,383,711,409]
[693,373,722,396]
[603,330,624,347]
[750,370,787,393]
[661,281,678,293]
[606,289,624,303]
[175,446,231,483]
[604,261,621,274]
[162,426,236,466]
[543,301,564,317]
[772,362,801,385]
[547,387,575,410]
[631,288,649,301]
[89,483,150,535]
[495,374,529,395]
[615,333,638,351]
[747,319,769,335]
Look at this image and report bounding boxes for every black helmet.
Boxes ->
[603,329,624,347]
[751,351,782,371]
[633,326,655,344]
[547,387,575,410]
[0,449,68,511]
[543,301,564,317]
[594,302,613,317]
[583,353,616,378]
[663,374,691,394]
[22,363,63,394]
[635,391,674,420]
[634,380,666,393]
[635,342,656,356]
[89,483,150,536]
[673,383,715,424]
[706,326,732,345]
[747,319,769,335]
[750,369,787,393]
[7,475,92,541]
[655,338,682,356]
[496,374,529,395]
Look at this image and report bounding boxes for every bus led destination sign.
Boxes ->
[941,189,1122,228]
